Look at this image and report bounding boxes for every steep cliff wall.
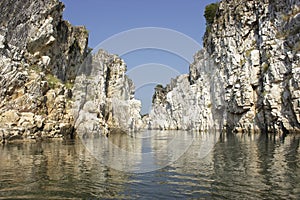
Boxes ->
[0,0,88,141]
[0,0,142,142]
[149,0,300,134]
[73,50,143,136]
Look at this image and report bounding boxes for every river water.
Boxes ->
[0,131,299,199]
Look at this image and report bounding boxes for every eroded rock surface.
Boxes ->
[73,50,143,136]
[0,0,142,142]
[149,0,300,134]
[0,0,88,142]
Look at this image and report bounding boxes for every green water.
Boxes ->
[0,131,299,199]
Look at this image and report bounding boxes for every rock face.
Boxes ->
[73,50,143,136]
[0,0,88,142]
[149,0,300,134]
[0,0,88,81]
[0,0,142,142]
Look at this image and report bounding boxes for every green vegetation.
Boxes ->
[203,2,219,45]
[262,91,267,97]
[240,58,246,66]
[204,2,219,27]
[45,74,62,89]
[155,84,164,90]
[245,48,254,58]
[65,81,74,90]
[28,64,42,73]
[46,74,75,90]
[84,29,89,34]
[262,63,269,72]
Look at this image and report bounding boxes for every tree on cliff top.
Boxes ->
[203,2,219,47]
[204,2,219,27]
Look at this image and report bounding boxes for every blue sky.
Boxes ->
[61,0,217,114]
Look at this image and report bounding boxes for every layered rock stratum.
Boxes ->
[0,0,299,143]
[0,0,142,142]
[73,50,143,136]
[149,0,300,134]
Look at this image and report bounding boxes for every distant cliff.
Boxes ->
[0,0,142,142]
[149,0,300,134]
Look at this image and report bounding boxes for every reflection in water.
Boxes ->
[0,140,131,199]
[0,132,299,199]
[211,134,300,199]
[81,130,203,173]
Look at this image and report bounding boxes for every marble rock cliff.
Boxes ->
[73,50,143,136]
[149,0,300,134]
[0,0,142,142]
[0,0,88,141]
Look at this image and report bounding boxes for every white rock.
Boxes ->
[41,56,51,66]
[251,50,260,66]
[0,35,5,49]
[148,0,300,133]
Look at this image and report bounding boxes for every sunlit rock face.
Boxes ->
[149,0,300,134]
[0,0,143,142]
[0,0,89,141]
[149,50,225,131]
[73,50,143,136]
[0,0,88,82]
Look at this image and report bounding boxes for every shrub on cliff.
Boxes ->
[204,2,219,27]
[203,2,219,48]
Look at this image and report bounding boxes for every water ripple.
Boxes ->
[0,132,299,199]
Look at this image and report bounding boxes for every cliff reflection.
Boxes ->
[0,132,298,199]
[211,133,300,199]
[0,140,131,199]
[81,130,195,173]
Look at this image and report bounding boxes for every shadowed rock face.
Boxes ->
[149,0,300,134]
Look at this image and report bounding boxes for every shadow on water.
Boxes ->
[0,131,299,199]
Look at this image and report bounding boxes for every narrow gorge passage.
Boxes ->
[0,0,299,199]
[0,0,299,141]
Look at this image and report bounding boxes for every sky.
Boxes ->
[61,0,217,114]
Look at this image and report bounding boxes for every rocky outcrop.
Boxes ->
[0,0,143,142]
[1,0,298,142]
[73,50,143,136]
[0,0,88,81]
[149,0,300,134]
[0,0,87,142]
[0,0,145,143]
[149,50,224,131]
